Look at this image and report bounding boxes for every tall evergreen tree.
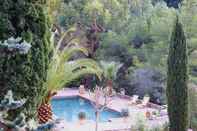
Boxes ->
[0,0,50,118]
[167,16,188,131]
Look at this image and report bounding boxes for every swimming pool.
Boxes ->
[51,96,121,122]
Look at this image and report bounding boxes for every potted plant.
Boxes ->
[145,110,151,120]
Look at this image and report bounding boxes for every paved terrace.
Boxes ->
[52,88,169,131]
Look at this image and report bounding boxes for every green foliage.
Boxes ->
[188,84,197,130]
[0,0,51,118]
[44,28,103,95]
[131,113,169,131]
[167,17,188,131]
[55,0,89,29]
[47,0,62,23]
[99,61,122,84]
[181,0,197,82]
[93,1,176,73]
[54,0,197,83]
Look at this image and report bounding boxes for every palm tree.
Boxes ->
[100,61,122,95]
[38,27,103,124]
[46,25,103,92]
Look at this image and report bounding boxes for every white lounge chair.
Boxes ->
[79,85,85,94]
[138,96,150,107]
[142,96,150,106]
[128,95,139,105]
[120,88,125,95]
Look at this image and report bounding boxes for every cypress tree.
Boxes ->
[167,16,188,131]
[0,0,50,118]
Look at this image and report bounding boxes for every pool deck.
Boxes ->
[52,88,169,131]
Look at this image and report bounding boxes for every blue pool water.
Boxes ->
[51,96,121,122]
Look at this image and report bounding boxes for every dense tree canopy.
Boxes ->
[46,0,197,105]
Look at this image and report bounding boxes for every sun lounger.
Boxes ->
[138,96,150,108]
[163,105,167,109]
[120,88,125,95]
[142,96,150,106]
[110,89,117,97]
[128,95,139,105]
[159,109,168,116]
[79,85,85,94]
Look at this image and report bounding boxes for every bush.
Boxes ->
[128,68,166,104]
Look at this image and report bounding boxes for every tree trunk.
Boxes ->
[95,111,99,131]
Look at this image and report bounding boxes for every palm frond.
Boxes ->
[56,27,77,50]
[61,46,89,61]
[44,27,103,93]
[46,59,102,91]
[100,61,122,81]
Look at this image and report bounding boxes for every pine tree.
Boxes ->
[0,0,50,118]
[167,16,188,131]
